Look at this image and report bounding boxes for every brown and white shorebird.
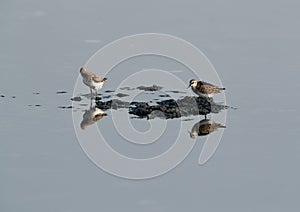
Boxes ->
[188,79,225,98]
[189,119,226,138]
[80,67,107,95]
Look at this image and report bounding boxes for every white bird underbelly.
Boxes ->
[82,78,104,90]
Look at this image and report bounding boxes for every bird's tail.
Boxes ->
[217,123,226,128]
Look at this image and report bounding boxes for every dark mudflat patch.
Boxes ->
[35,104,41,107]
[1,95,5,98]
[136,85,163,91]
[116,93,129,98]
[33,92,40,95]
[12,96,16,98]
[56,91,67,94]
[96,96,229,119]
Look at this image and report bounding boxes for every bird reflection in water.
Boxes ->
[189,119,226,138]
[80,104,107,130]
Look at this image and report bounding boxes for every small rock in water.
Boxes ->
[33,92,40,95]
[71,96,82,102]
[0,95,5,98]
[116,93,129,98]
[12,96,16,98]
[105,90,115,93]
[167,90,186,94]
[95,96,102,101]
[58,105,73,109]
[102,95,111,99]
[159,94,170,97]
[35,104,41,107]
[56,91,67,94]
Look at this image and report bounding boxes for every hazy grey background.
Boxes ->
[1,0,300,211]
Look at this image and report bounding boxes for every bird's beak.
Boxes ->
[187,130,193,138]
[187,84,191,89]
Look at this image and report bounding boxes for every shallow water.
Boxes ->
[1,0,300,211]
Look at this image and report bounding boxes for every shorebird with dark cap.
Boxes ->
[188,79,225,98]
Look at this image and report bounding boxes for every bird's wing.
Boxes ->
[202,81,218,88]
[196,81,209,93]
[196,81,204,90]
[92,75,106,83]
[201,81,223,94]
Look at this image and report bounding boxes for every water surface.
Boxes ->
[1,0,300,211]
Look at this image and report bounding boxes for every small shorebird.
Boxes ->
[80,67,107,95]
[189,119,226,138]
[80,106,107,130]
[188,79,225,98]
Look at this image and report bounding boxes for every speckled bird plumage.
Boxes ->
[188,79,225,98]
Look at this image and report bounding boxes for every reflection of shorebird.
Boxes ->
[189,119,226,138]
[80,67,107,95]
[80,106,107,130]
[188,79,225,98]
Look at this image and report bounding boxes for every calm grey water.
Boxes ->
[1,0,300,211]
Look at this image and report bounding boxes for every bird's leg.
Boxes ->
[90,88,93,98]
[89,97,93,109]
[205,114,207,120]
